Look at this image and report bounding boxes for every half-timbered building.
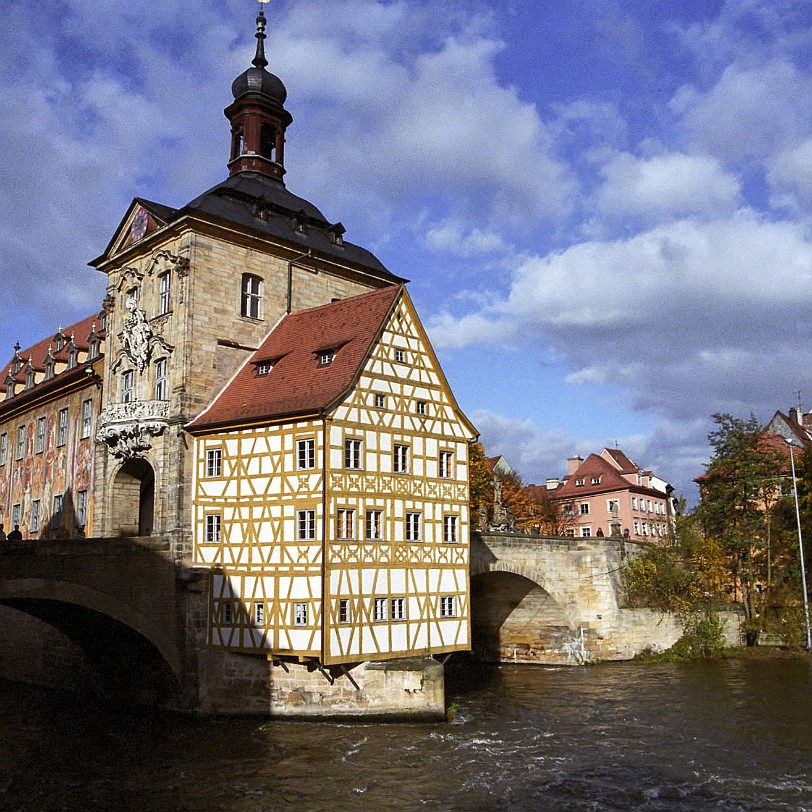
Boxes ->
[187,284,476,664]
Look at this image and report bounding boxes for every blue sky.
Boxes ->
[2,0,812,502]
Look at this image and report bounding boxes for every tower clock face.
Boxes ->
[131,209,149,242]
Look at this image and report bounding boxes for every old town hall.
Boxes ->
[0,8,476,678]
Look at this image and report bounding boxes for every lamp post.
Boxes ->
[785,438,812,650]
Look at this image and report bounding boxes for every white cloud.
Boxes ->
[671,60,812,163]
[424,219,510,257]
[769,137,812,211]
[595,152,741,222]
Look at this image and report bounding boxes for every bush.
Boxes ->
[670,611,726,657]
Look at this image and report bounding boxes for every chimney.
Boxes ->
[791,406,803,426]
[567,455,583,476]
[546,477,560,490]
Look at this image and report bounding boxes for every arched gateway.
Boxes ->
[111,458,155,536]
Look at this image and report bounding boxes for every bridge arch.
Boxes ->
[470,567,577,664]
[0,578,181,704]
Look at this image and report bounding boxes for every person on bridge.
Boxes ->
[7,524,22,542]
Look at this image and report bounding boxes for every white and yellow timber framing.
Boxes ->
[190,287,477,665]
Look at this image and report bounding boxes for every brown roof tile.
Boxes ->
[188,285,403,431]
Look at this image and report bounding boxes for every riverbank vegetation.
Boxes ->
[624,412,810,651]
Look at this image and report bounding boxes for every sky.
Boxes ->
[1,0,812,503]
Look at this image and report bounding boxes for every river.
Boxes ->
[1,656,810,811]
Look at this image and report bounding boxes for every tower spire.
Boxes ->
[253,6,268,70]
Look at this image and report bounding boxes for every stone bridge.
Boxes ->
[0,537,209,707]
[470,532,741,664]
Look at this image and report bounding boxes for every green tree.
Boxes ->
[697,413,786,645]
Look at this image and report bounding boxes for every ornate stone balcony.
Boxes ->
[97,400,170,460]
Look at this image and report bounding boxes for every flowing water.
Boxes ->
[0,656,810,811]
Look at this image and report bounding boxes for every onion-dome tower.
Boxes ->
[224,7,293,181]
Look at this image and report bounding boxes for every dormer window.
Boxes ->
[67,347,77,369]
[327,222,345,246]
[256,362,271,377]
[99,311,108,332]
[44,360,54,380]
[318,350,334,367]
[591,476,601,485]
[25,367,34,389]
[6,379,14,399]
[88,339,99,360]
[55,335,64,352]
[293,209,308,234]
[575,478,585,486]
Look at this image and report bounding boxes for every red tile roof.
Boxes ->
[3,313,103,376]
[187,285,403,431]
[602,447,637,473]
[553,452,665,500]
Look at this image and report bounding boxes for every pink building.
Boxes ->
[547,448,676,542]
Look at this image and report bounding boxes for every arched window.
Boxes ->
[231,126,244,160]
[260,123,275,161]
[241,274,262,320]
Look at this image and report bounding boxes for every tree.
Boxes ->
[468,442,494,530]
[697,413,787,645]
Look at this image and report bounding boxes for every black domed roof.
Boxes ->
[231,66,287,105]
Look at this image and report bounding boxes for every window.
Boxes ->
[57,408,68,447]
[393,444,409,473]
[88,339,99,360]
[12,504,21,530]
[562,503,574,516]
[0,433,6,466]
[297,509,315,541]
[36,417,46,454]
[344,439,362,470]
[5,380,14,399]
[25,367,34,389]
[440,596,456,618]
[81,399,92,439]
[339,599,350,624]
[375,393,386,408]
[395,349,405,363]
[591,476,601,485]
[67,347,77,370]
[31,500,40,533]
[365,509,383,540]
[297,438,315,470]
[76,490,87,527]
[16,425,25,459]
[416,401,426,415]
[255,602,265,625]
[205,514,221,544]
[158,272,171,315]
[122,370,134,403]
[44,360,54,380]
[439,450,453,479]
[647,499,652,512]
[581,527,591,538]
[241,273,262,319]
[607,499,619,515]
[633,521,640,535]
[575,478,585,486]
[293,603,307,626]
[631,497,638,510]
[318,350,334,367]
[337,509,355,540]
[391,598,406,621]
[579,503,590,515]
[373,598,387,622]
[52,495,63,529]
[154,358,167,400]
[256,362,270,376]
[405,512,421,542]
[444,515,458,543]
[205,448,222,478]
[222,602,233,625]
